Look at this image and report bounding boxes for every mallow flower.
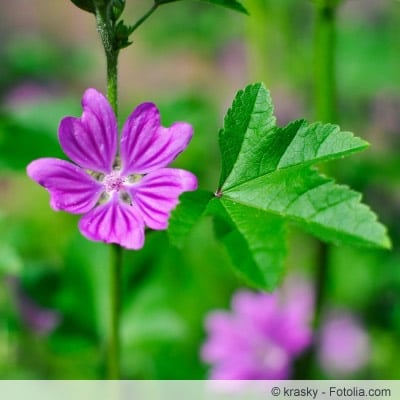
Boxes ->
[318,310,370,377]
[201,276,314,379]
[27,88,197,249]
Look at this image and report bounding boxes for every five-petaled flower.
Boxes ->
[201,276,314,379]
[27,88,197,249]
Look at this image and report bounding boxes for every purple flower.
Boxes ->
[201,277,314,380]
[318,310,370,377]
[27,89,197,249]
[6,276,61,336]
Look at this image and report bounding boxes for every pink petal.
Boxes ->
[27,158,103,214]
[78,195,145,249]
[128,168,197,230]
[59,88,118,174]
[120,103,193,175]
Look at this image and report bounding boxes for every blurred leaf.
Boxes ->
[210,83,391,290]
[59,236,110,341]
[168,190,213,248]
[0,244,22,276]
[122,284,187,345]
[198,0,248,14]
[70,0,95,13]
[156,0,248,14]
[0,97,79,171]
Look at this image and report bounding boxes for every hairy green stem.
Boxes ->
[95,2,119,114]
[94,2,122,379]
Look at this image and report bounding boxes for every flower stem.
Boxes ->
[94,1,119,114]
[314,1,337,123]
[294,2,338,379]
[313,0,337,326]
[94,2,122,379]
[130,4,159,34]
[109,244,123,379]
[307,0,338,377]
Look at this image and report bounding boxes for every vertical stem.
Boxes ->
[313,0,337,326]
[295,2,338,379]
[109,244,123,379]
[245,0,270,83]
[312,0,338,374]
[95,2,119,114]
[94,2,122,379]
[314,2,337,123]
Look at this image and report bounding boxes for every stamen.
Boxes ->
[103,171,126,193]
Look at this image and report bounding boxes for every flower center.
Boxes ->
[103,171,125,193]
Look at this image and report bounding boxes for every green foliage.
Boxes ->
[0,98,79,171]
[210,199,287,290]
[155,0,248,14]
[168,83,391,290]
[196,0,248,14]
[168,190,213,248]
[70,0,95,13]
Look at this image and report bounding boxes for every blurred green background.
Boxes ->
[0,0,399,379]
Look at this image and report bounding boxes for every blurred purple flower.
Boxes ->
[27,88,197,249]
[318,310,370,377]
[6,276,60,336]
[5,82,49,107]
[201,277,314,379]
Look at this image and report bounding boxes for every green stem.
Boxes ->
[95,1,119,114]
[130,4,159,34]
[300,1,338,378]
[245,0,270,83]
[313,0,337,325]
[314,2,337,123]
[94,2,123,379]
[109,244,123,379]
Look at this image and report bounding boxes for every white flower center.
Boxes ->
[103,171,126,193]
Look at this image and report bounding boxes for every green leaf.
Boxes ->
[198,0,248,14]
[168,190,213,248]
[220,83,368,191]
[209,199,286,291]
[211,82,391,290]
[155,0,248,14]
[70,0,95,13]
[223,168,390,248]
[0,98,79,171]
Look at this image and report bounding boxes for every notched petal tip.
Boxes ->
[78,198,146,250]
[26,158,102,214]
[81,87,108,109]
[120,103,195,174]
[58,88,118,173]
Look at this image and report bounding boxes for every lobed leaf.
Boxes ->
[167,190,213,248]
[209,199,286,291]
[210,82,391,290]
